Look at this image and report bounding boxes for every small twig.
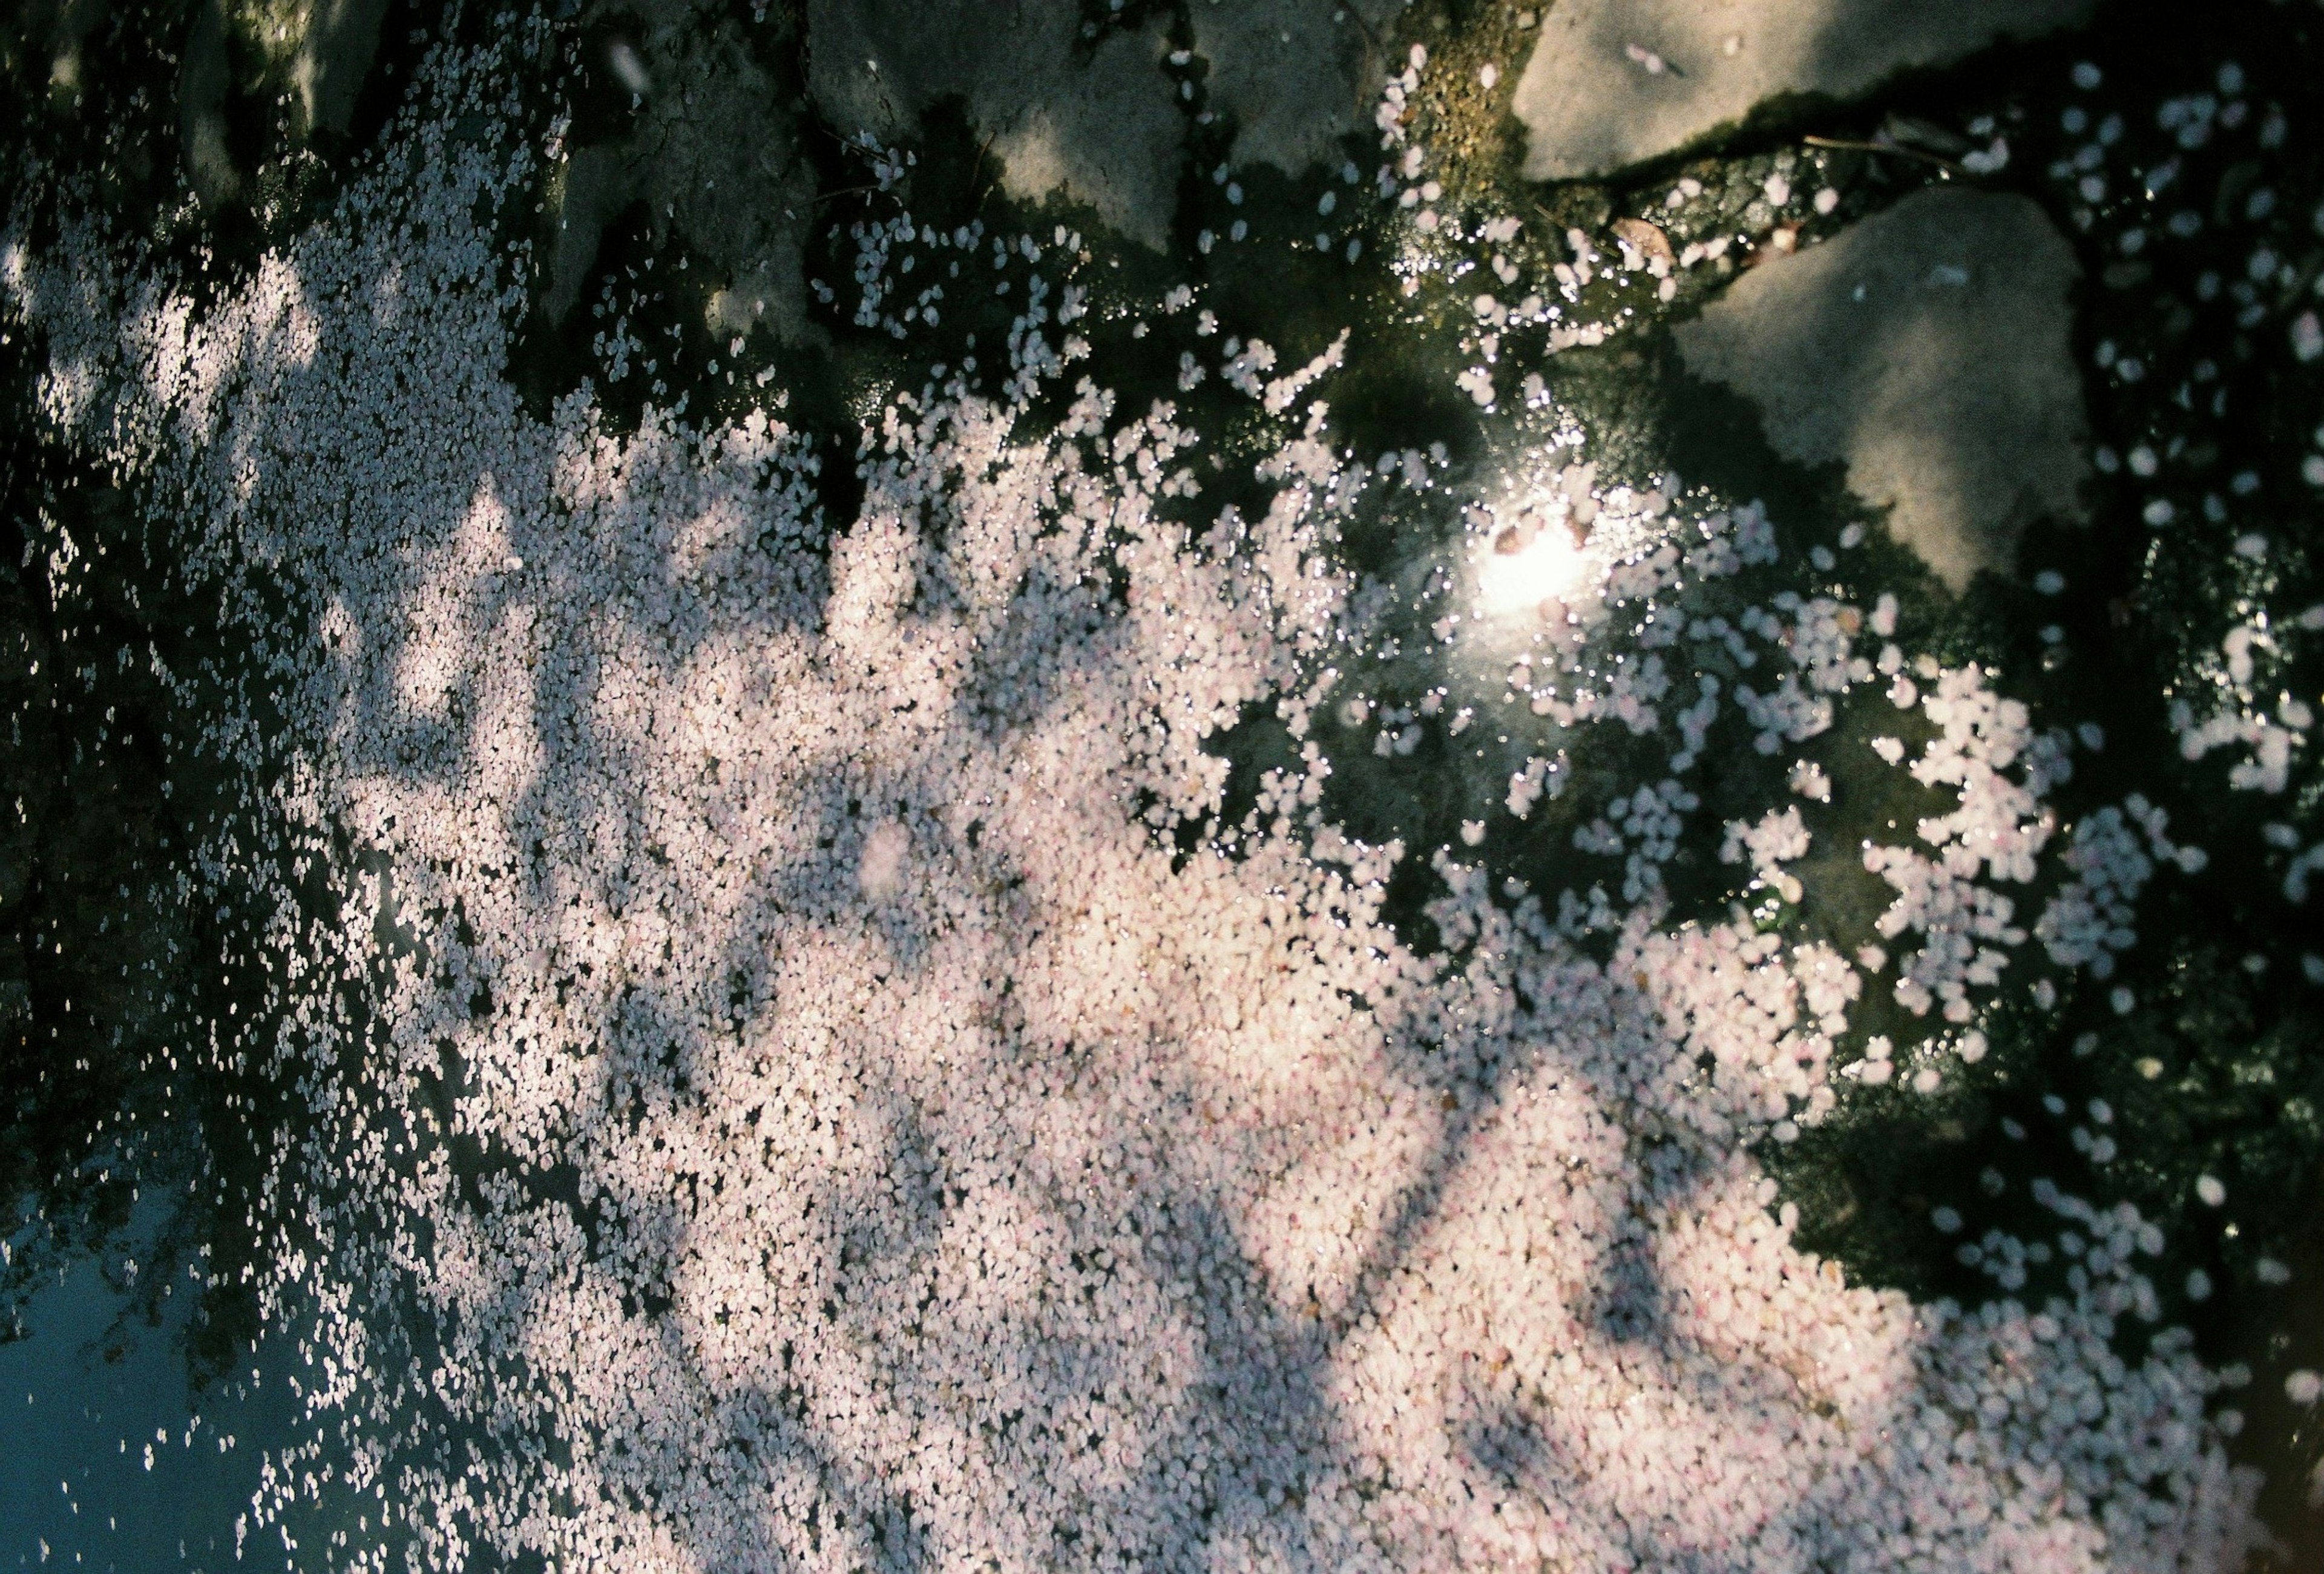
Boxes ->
[1623,43,1684,78]
[1803,134,1961,175]
[968,128,1001,216]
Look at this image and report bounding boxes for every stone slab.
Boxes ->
[1513,0,2094,181]
[1672,186,2089,591]
[1189,0,1404,177]
[808,0,1183,250]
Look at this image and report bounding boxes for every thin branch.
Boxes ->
[1802,134,1962,175]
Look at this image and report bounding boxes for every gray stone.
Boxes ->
[1672,188,2087,591]
[289,0,392,140]
[804,0,1402,247]
[807,0,1183,250]
[18,0,116,101]
[1512,0,2093,182]
[542,0,819,343]
[174,0,391,209]
[1189,0,1403,177]
[177,0,240,207]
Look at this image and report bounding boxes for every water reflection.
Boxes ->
[1474,509,1590,618]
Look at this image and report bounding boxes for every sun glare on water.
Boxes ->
[1476,520,1591,615]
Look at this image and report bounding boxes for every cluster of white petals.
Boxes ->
[1863,667,2072,1023]
[0,39,2265,1574]
[2171,618,2316,796]
[2036,798,2204,979]
[1722,805,1811,904]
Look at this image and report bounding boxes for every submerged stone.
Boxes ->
[1190,0,1403,177]
[1673,186,2087,592]
[287,0,393,140]
[1511,0,2093,181]
[176,0,392,207]
[544,1,819,341]
[807,0,1183,250]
